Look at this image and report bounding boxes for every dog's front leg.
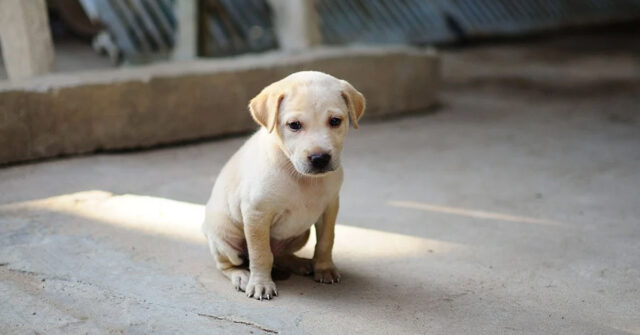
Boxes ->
[313,196,341,284]
[244,211,277,300]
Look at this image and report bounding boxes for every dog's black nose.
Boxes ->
[308,153,331,170]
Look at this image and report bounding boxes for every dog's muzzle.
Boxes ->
[308,153,332,173]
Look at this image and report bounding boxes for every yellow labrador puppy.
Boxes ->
[202,71,365,300]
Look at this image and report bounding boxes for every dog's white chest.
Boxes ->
[270,180,337,239]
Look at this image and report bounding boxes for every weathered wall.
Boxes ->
[0,47,439,165]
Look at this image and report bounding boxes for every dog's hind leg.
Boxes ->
[203,211,250,291]
[274,229,313,276]
[218,256,250,292]
[205,234,250,291]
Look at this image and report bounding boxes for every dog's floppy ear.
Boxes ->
[340,80,366,129]
[249,84,285,133]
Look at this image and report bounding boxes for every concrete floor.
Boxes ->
[1,30,639,334]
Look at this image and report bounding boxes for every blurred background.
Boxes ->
[1,0,640,77]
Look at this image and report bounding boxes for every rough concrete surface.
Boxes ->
[1,30,639,334]
[0,46,438,166]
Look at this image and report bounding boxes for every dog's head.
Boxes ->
[249,71,365,176]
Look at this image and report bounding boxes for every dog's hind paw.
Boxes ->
[313,264,341,284]
[230,269,250,292]
[275,254,313,276]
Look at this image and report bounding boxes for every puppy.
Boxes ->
[202,71,365,300]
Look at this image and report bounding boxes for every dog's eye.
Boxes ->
[288,121,302,131]
[329,117,342,127]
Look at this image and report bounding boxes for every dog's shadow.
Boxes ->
[274,266,428,303]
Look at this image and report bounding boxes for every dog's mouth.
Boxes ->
[291,162,337,177]
[304,166,336,176]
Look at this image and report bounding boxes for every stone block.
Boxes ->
[0,46,439,165]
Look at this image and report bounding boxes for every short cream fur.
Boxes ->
[202,71,365,300]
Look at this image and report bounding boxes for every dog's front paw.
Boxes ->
[245,276,278,300]
[313,263,341,284]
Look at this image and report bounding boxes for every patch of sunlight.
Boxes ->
[299,224,459,260]
[388,200,562,226]
[3,190,207,244]
[2,191,461,258]
[336,225,457,258]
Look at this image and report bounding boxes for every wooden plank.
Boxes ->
[0,0,54,80]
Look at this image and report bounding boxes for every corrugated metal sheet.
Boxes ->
[80,0,640,60]
[442,0,640,37]
[80,0,176,62]
[317,0,640,45]
[317,0,455,44]
[79,0,277,61]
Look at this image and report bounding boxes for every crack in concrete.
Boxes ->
[4,266,80,283]
[4,265,281,333]
[197,313,279,334]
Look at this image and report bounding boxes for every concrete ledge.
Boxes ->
[0,46,439,165]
